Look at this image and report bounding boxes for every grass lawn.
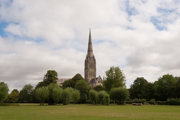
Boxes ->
[0,104,180,120]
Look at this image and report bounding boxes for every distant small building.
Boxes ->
[89,76,103,88]
[57,78,70,86]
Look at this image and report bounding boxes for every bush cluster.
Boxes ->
[167,98,180,105]
[110,87,129,104]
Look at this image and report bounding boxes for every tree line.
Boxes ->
[0,67,180,105]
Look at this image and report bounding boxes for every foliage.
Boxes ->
[129,77,154,99]
[61,88,72,105]
[71,89,80,103]
[98,91,110,105]
[154,74,176,101]
[75,80,90,103]
[47,83,60,105]
[132,98,146,104]
[8,89,19,103]
[110,87,129,104]
[0,82,9,103]
[148,99,156,105]
[52,87,63,104]
[93,85,103,92]
[35,87,49,105]
[175,77,180,98]
[19,84,34,103]
[63,73,84,88]
[44,70,58,85]
[62,80,73,88]
[89,89,98,104]
[35,81,46,89]
[36,70,58,89]
[167,98,180,105]
[103,66,125,92]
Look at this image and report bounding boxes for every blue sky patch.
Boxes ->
[0,22,8,37]
[125,0,138,16]
[150,17,167,31]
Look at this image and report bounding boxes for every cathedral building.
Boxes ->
[84,29,102,87]
[57,30,102,87]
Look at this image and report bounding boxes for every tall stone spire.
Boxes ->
[85,29,96,85]
[88,29,93,56]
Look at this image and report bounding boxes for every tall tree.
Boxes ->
[36,70,58,88]
[154,74,176,101]
[75,80,90,103]
[129,77,150,99]
[175,77,180,98]
[19,84,34,103]
[43,70,58,85]
[110,87,129,104]
[103,66,125,92]
[0,82,9,103]
[35,87,49,105]
[8,89,19,103]
[63,73,84,88]
[47,83,60,105]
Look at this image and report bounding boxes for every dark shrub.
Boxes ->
[89,90,98,104]
[110,87,129,104]
[94,85,103,92]
[61,88,72,105]
[75,80,90,103]
[157,101,167,105]
[132,99,146,104]
[148,99,156,105]
[98,91,110,105]
[35,87,49,105]
[71,89,80,103]
[167,98,180,105]
[0,82,9,103]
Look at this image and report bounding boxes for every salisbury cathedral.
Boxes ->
[85,30,102,87]
[57,30,102,87]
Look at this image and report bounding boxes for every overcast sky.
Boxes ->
[0,0,180,91]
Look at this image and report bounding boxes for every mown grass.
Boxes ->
[0,104,180,120]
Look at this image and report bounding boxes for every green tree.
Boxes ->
[52,87,63,104]
[129,77,149,99]
[35,81,46,89]
[35,87,49,105]
[63,73,84,88]
[61,88,72,105]
[71,89,80,104]
[98,91,110,105]
[8,89,19,103]
[0,82,9,103]
[89,89,98,104]
[103,66,125,92]
[75,80,90,103]
[93,85,103,92]
[175,77,180,98]
[62,80,73,88]
[36,70,58,89]
[43,70,58,85]
[19,84,34,103]
[110,87,129,104]
[154,74,176,101]
[47,83,59,105]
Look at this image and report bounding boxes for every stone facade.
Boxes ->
[85,29,102,87]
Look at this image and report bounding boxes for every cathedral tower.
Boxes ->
[85,29,96,84]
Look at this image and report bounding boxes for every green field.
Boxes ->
[0,104,180,120]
